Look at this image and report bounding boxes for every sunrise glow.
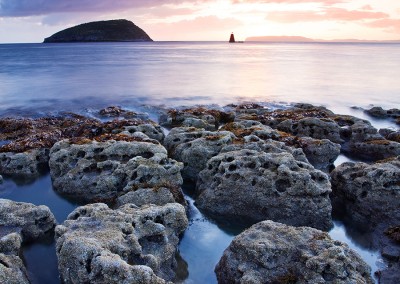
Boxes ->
[0,0,399,43]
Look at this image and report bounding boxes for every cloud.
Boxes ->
[267,7,389,23]
[365,18,400,34]
[0,0,203,17]
[232,0,344,5]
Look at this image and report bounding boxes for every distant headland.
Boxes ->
[43,19,153,43]
[246,35,400,43]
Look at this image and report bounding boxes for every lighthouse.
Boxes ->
[229,33,235,43]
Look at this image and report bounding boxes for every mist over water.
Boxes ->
[0,42,399,120]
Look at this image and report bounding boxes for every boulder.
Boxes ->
[330,157,400,230]
[0,234,29,284]
[277,117,343,143]
[55,203,188,283]
[215,220,373,284]
[164,128,236,182]
[159,107,234,130]
[0,149,49,178]
[116,186,186,208]
[0,199,56,242]
[196,149,333,230]
[365,106,388,118]
[49,139,183,203]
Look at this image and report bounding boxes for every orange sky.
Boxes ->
[0,0,399,43]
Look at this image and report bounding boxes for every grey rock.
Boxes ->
[165,128,236,182]
[330,157,400,230]
[215,220,373,284]
[298,137,341,172]
[116,186,186,208]
[121,124,165,143]
[0,148,49,178]
[365,106,388,118]
[0,199,56,242]
[0,253,30,284]
[196,150,333,230]
[55,202,188,283]
[278,117,343,143]
[49,140,183,203]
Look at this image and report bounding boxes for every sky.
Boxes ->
[0,0,399,43]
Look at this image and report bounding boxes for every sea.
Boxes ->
[0,42,399,283]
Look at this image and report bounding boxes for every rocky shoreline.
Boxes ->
[0,103,399,283]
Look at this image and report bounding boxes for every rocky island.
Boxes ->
[43,19,153,43]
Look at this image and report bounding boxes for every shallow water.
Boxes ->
[0,172,383,283]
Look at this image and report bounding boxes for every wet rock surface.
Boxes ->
[0,232,29,284]
[196,149,333,230]
[55,202,188,283]
[215,220,373,284]
[159,107,234,130]
[164,128,236,182]
[49,139,183,203]
[0,199,56,242]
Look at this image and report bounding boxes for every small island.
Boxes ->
[43,19,153,43]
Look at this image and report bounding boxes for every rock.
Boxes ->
[44,19,153,43]
[159,107,234,130]
[120,124,165,143]
[0,232,29,284]
[297,137,341,172]
[164,128,236,182]
[196,149,333,230]
[365,106,388,118]
[55,202,188,283]
[0,199,56,242]
[215,220,373,284]
[0,175,2,184]
[49,139,183,203]
[277,117,343,143]
[330,157,400,230]
[116,186,186,208]
[222,121,339,171]
[98,106,150,120]
[0,148,49,178]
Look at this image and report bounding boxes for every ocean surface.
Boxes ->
[0,42,399,283]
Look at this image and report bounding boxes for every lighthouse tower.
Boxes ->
[229,33,235,43]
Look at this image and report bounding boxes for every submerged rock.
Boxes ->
[196,149,333,230]
[49,139,183,203]
[55,203,188,283]
[215,220,373,284]
[0,199,56,242]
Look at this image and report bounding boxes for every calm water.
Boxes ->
[1,42,399,283]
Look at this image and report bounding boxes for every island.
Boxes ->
[43,19,153,43]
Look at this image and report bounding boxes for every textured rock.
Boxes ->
[116,186,186,208]
[0,149,49,178]
[120,124,165,143]
[0,233,29,284]
[159,107,234,130]
[55,203,188,283]
[50,139,183,203]
[330,157,400,230]
[0,199,56,242]
[297,137,341,172]
[165,128,236,182]
[196,149,332,230]
[215,220,373,284]
[277,117,343,143]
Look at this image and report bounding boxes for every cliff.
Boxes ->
[43,19,153,43]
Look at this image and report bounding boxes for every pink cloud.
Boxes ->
[267,7,389,23]
[232,0,344,5]
[365,18,400,33]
